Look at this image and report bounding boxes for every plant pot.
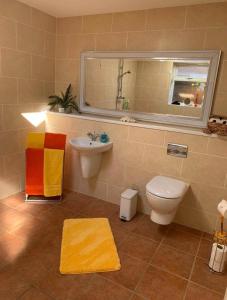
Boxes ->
[58,107,65,113]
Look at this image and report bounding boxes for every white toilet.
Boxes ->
[146,176,189,225]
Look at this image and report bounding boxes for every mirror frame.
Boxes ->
[79,50,221,128]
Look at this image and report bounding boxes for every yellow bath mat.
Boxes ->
[60,218,121,274]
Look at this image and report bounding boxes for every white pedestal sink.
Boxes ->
[69,137,113,178]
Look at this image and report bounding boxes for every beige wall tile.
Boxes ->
[64,147,81,191]
[147,6,186,30]
[98,156,125,186]
[1,48,31,78]
[182,152,227,187]
[97,122,128,141]
[175,205,216,233]
[112,141,145,169]
[96,33,127,51]
[45,81,55,98]
[180,182,200,209]
[46,113,72,132]
[55,59,79,82]
[0,16,16,48]
[212,93,227,116]
[2,104,35,130]
[123,165,155,194]
[165,131,208,154]
[78,177,107,201]
[127,31,164,51]
[17,23,45,55]
[185,2,227,28]
[142,144,182,177]
[0,131,20,155]
[55,80,78,95]
[0,0,31,25]
[18,79,46,103]
[32,56,55,81]
[217,60,227,94]
[0,78,17,104]
[57,17,82,34]
[44,33,56,58]
[128,126,165,146]
[183,183,227,214]
[207,137,227,157]
[3,153,24,178]
[0,175,21,200]
[205,28,227,59]
[31,8,56,33]
[68,34,95,59]
[83,14,112,33]
[161,29,205,51]
[112,10,146,32]
[55,35,69,59]
[107,185,125,205]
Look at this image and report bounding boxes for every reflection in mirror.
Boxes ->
[80,51,220,128]
[84,57,210,119]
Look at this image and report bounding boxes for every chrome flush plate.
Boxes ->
[167,143,188,158]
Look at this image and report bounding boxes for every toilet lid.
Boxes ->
[146,176,188,199]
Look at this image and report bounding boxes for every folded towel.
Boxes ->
[44,133,66,150]
[26,148,44,195]
[44,148,64,197]
[27,132,45,149]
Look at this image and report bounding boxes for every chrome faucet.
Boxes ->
[87,131,99,141]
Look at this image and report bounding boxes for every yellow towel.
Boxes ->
[44,148,64,197]
[60,218,121,274]
[27,132,45,149]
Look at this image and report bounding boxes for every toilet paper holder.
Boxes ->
[209,200,227,273]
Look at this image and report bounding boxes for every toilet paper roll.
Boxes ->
[209,242,227,272]
[217,200,227,218]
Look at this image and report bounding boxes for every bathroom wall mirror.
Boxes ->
[79,51,221,128]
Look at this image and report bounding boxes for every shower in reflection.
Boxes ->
[116,58,131,110]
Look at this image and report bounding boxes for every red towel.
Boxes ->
[26,148,44,195]
[44,133,66,150]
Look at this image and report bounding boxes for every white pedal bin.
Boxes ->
[120,189,138,221]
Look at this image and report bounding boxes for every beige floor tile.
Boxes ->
[136,265,187,300]
[162,228,200,255]
[191,257,227,294]
[185,282,223,300]
[151,245,194,279]
[101,251,148,290]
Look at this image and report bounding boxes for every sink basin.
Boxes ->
[69,137,113,155]
[69,137,113,178]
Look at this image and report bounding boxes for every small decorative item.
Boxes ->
[48,84,80,114]
[122,98,129,110]
[203,116,227,136]
[100,132,109,143]
[120,116,136,123]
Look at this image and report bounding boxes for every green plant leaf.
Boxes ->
[48,83,79,112]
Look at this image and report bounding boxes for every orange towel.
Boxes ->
[26,148,44,195]
[44,133,66,150]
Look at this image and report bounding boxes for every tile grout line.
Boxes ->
[132,227,169,295]
[187,280,224,297]
[182,232,202,300]
[95,273,136,296]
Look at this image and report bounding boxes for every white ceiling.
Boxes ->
[19,0,227,17]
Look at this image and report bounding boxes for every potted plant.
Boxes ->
[48,84,80,113]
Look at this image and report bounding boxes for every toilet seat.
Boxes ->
[146,190,179,200]
[146,176,188,199]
